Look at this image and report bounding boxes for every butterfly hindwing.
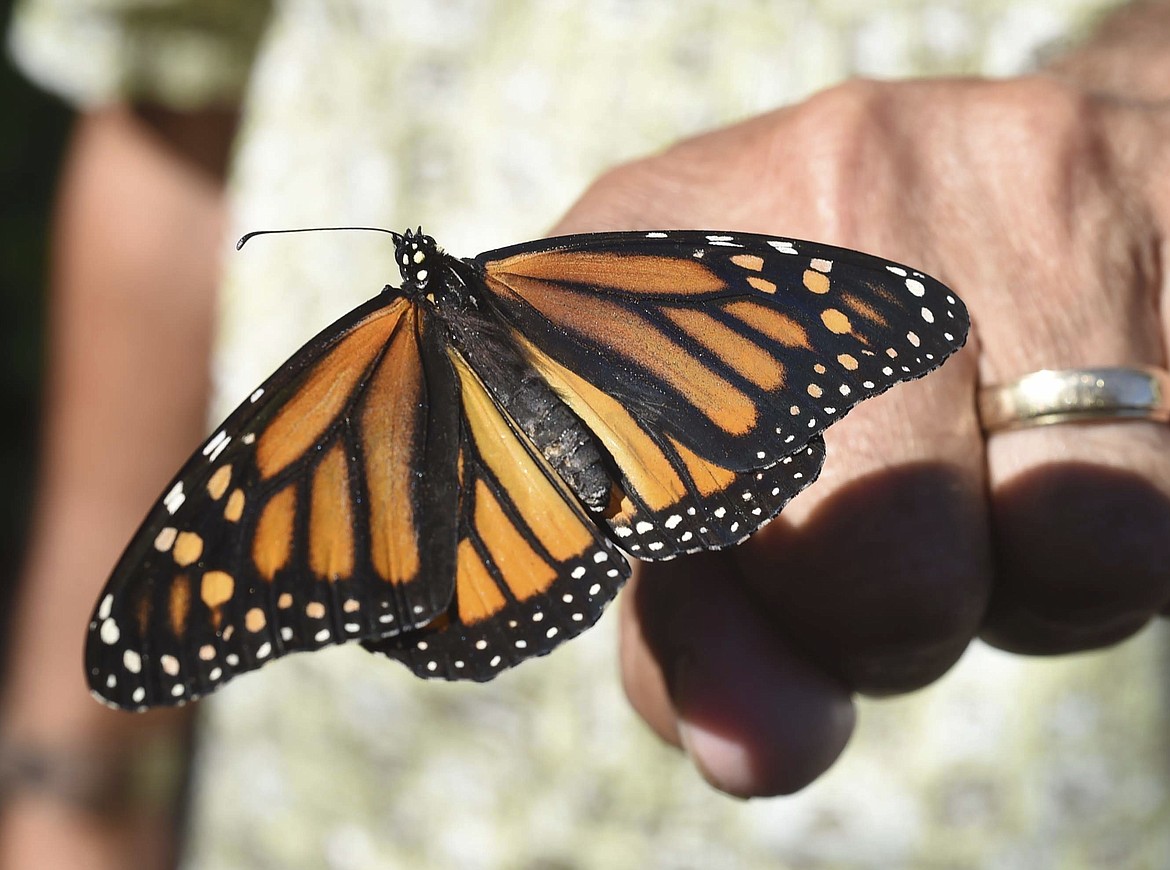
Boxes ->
[86,295,461,709]
[367,349,630,680]
[608,436,827,559]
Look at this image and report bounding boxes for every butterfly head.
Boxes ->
[392,227,442,290]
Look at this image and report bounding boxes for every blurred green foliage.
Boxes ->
[0,0,73,661]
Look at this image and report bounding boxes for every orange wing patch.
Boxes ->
[725,300,811,349]
[361,307,424,585]
[471,479,556,601]
[663,308,785,391]
[821,308,853,335]
[803,269,830,294]
[840,291,889,327]
[491,275,757,435]
[169,574,191,637]
[253,484,296,581]
[257,299,408,479]
[667,437,736,498]
[309,443,355,581]
[489,250,724,295]
[454,539,506,625]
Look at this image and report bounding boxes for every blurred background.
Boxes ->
[0,0,67,668]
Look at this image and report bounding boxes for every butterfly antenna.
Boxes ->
[236,226,402,251]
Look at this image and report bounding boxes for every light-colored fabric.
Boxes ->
[15,2,1169,868]
[8,0,269,107]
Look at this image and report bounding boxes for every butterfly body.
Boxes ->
[395,229,617,511]
[87,227,967,709]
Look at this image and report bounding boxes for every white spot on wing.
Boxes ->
[100,619,120,645]
[163,482,185,515]
[209,435,232,463]
[153,527,178,552]
[202,430,228,458]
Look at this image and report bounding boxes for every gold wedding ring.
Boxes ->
[978,366,1170,433]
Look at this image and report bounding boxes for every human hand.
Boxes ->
[552,74,1170,797]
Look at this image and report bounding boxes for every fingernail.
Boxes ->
[674,658,755,799]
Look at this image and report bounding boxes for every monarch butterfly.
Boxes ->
[86,228,967,710]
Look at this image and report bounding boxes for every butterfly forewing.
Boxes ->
[368,350,630,680]
[86,295,461,709]
[475,230,967,559]
[477,230,967,467]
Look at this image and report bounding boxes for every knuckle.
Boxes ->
[980,454,1170,657]
[747,469,991,694]
[832,565,988,694]
[965,77,1101,183]
[562,158,671,230]
[762,79,895,239]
